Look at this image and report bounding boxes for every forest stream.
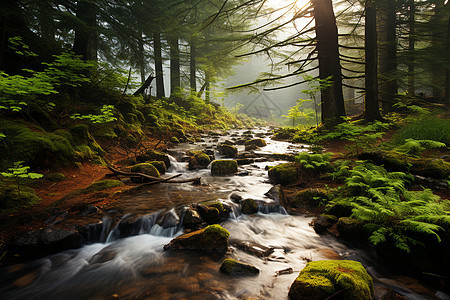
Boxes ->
[0,128,447,300]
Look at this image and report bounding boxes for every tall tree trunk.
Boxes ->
[154,31,165,98]
[431,0,445,98]
[446,15,450,106]
[138,31,145,84]
[311,0,346,126]
[408,0,415,95]
[205,72,210,102]
[73,0,98,61]
[38,1,55,43]
[169,35,180,96]
[378,0,397,113]
[364,0,382,122]
[190,37,197,94]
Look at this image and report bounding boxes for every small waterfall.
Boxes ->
[167,154,188,172]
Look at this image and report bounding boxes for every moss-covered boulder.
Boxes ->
[0,184,41,213]
[337,217,366,240]
[289,188,329,209]
[289,260,373,300]
[188,151,211,170]
[147,161,166,175]
[131,163,161,178]
[84,180,124,193]
[244,138,267,148]
[268,163,297,185]
[314,214,338,234]
[137,149,171,168]
[183,208,204,229]
[218,144,238,158]
[220,258,260,276]
[45,173,66,182]
[326,201,353,218]
[208,201,230,219]
[70,124,105,157]
[211,160,238,176]
[242,198,259,214]
[170,136,180,143]
[163,224,230,253]
[195,204,221,224]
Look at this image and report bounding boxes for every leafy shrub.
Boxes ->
[391,116,450,146]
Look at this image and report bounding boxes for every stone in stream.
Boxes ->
[187,150,211,170]
[211,160,238,175]
[268,163,298,185]
[313,214,338,234]
[136,149,171,168]
[130,163,161,179]
[220,258,259,276]
[244,138,267,148]
[194,204,221,224]
[242,198,259,214]
[164,224,229,253]
[183,207,204,229]
[288,260,373,300]
[245,144,259,151]
[230,240,274,257]
[337,217,366,240]
[229,192,243,204]
[217,144,238,158]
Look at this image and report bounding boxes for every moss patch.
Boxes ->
[45,173,66,182]
[211,160,238,176]
[289,260,373,300]
[0,184,41,214]
[84,180,124,193]
[130,163,161,178]
[147,161,166,175]
[220,258,260,276]
[242,198,259,214]
[268,163,297,185]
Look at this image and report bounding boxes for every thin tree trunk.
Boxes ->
[38,1,55,42]
[408,0,415,95]
[169,35,180,96]
[154,31,165,98]
[364,0,382,122]
[378,0,397,113]
[431,0,445,98]
[73,0,98,61]
[446,15,450,106]
[205,72,210,102]
[138,31,145,84]
[190,37,197,94]
[311,0,346,126]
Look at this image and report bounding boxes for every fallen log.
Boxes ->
[107,165,201,185]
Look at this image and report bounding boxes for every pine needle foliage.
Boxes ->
[339,162,449,253]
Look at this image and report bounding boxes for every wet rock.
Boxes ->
[147,161,167,175]
[245,144,259,151]
[164,224,229,253]
[326,200,353,218]
[195,204,221,224]
[187,151,211,170]
[230,192,243,204]
[289,188,329,209]
[413,175,448,190]
[12,227,82,257]
[313,214,338,234]
[242,198,258,214]
[218,144,238,158]
[211,160,238,175]
[157,210,180,229]
[230,240,274,257]
[117,214,143,238]
[234,139,248,145]
[89,247,118,264]
[208,202,230,219]
[170,136,180,143]
[244,138,267,148]
[183,208,204,229]
[373,286,407,300]
[288,260,373,300]
[130,163,160,178]
[136,149,171,168]
[268,163,298,185]
[220,258,260,276]
[78,205,99,216]
[264,185,286,205]
[236,158,255,165]
[337,217,366,240]
[223,140,235,145]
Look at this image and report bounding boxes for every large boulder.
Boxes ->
[242,198,259,214]
[130,163,161,178]
[244,138,267,148]
[136,149,171,168]
[183,207,204,229]
[188,151,211,170]
[195,204,221,224]
[164,224,229,253]
[218,144,238,158]
[268,163,298,185]
[220,258,260,276]
[211,160,238,175]
[288,188,329,209]
[337,217,366,240]
[147,161,167,175]
[288,260,373,300]
[313,214,338,234]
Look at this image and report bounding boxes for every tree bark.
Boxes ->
[190,37,197,94]
[364,0,382,122]
[446,15,450,106]
[378,0,397,113]
[153,31,165,98]
[73,0,98,61]
[138,31,145,84]
[205,72,210,102]
[311,0,346,126]
[169,35,181,96]
[408,0,415,95]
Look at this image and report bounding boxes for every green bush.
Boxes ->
[391,116,450,146]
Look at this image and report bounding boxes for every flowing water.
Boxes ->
[0,129,447,300]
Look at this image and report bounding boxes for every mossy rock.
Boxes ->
[163,224,230,253]
[244,138,267,148]
[0,184,41,214]
[314,214,338,234]
[220,258,260,276]
[45,173,66,182]
[218,144,238,158]
[268,163,297,185]
[211,160,238,176]
[326,200,353,218]
[409,158,450,179]
[74,144,96,160]
[289,188,329,209]
[170,136,180,143]
[195,204,221,224]
[147,161,166,175]
[208,202,229,219]
[288,260,373,300]
[183,208,204,229]
[84,180,124,193]
[337,217,366,240]
[53,129,73,144]
[130,163,161,178]
[242,198,259,214]
[137,150,171,168]
[188,151,211,170]
[70,124,105,157]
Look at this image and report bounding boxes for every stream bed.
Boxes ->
[0,128,447,299]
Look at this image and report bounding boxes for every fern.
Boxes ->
[295,152,333,173]
[395,139,447,156]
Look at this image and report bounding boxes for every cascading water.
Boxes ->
[0,128,446,300]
